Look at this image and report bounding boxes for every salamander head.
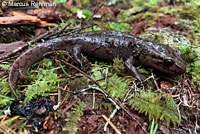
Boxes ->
[139,42,186,75]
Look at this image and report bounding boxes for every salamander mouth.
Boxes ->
[162,65,186,75]
[152,62,186,76]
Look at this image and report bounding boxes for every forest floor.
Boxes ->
[0,0,200,133]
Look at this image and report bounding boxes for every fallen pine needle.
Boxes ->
[2,124,17,134]
[48,93,58,96]
[0,116,19,127]
[102,115,122,134]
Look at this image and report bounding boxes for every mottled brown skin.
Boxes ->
[9,30,186,100]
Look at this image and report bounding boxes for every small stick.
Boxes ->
[151,72,159,90]
[60,60,148,134]
[43,23,71,39]
[61,99,79,114]
[102,114,121,134]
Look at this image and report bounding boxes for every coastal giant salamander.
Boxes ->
[9,31,186,100]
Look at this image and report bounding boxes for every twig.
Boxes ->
[151,72,159,90]
[60,60,148,134]
[43,23,72,39]
[61,99,79,114]
[177,101,182,123]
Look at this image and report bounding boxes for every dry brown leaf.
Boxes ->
[160,81,174,92]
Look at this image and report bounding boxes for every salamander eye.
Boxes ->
[164,59,174,66]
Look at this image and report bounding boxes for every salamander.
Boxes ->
[9,30,186,100]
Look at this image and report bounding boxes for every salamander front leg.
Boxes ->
[124,56,145,84]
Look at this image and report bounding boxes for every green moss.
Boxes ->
[131,0,157,10]
[63,101,86,133]
[179,45,200,84]
[77,0,91,6]
[160,2,200,22]
[90,62,180,127]
[117,6,163,25]
[108,22,132,32]
[90,63,130,100]
[117,10,134,21]
[133,11,164,21]
[81,25,102,32]
[25,58,64,102]
[103,74,131,100]
[129,90,180,127]
[113,58,126,75]
[139,27,191,48]
[178,19,200,45]
[0,79,14,107]
[0,64,9,69]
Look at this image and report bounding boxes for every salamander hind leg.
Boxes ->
[9,68,28,100]
[18,69,28,80]
[9,68,21,100]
